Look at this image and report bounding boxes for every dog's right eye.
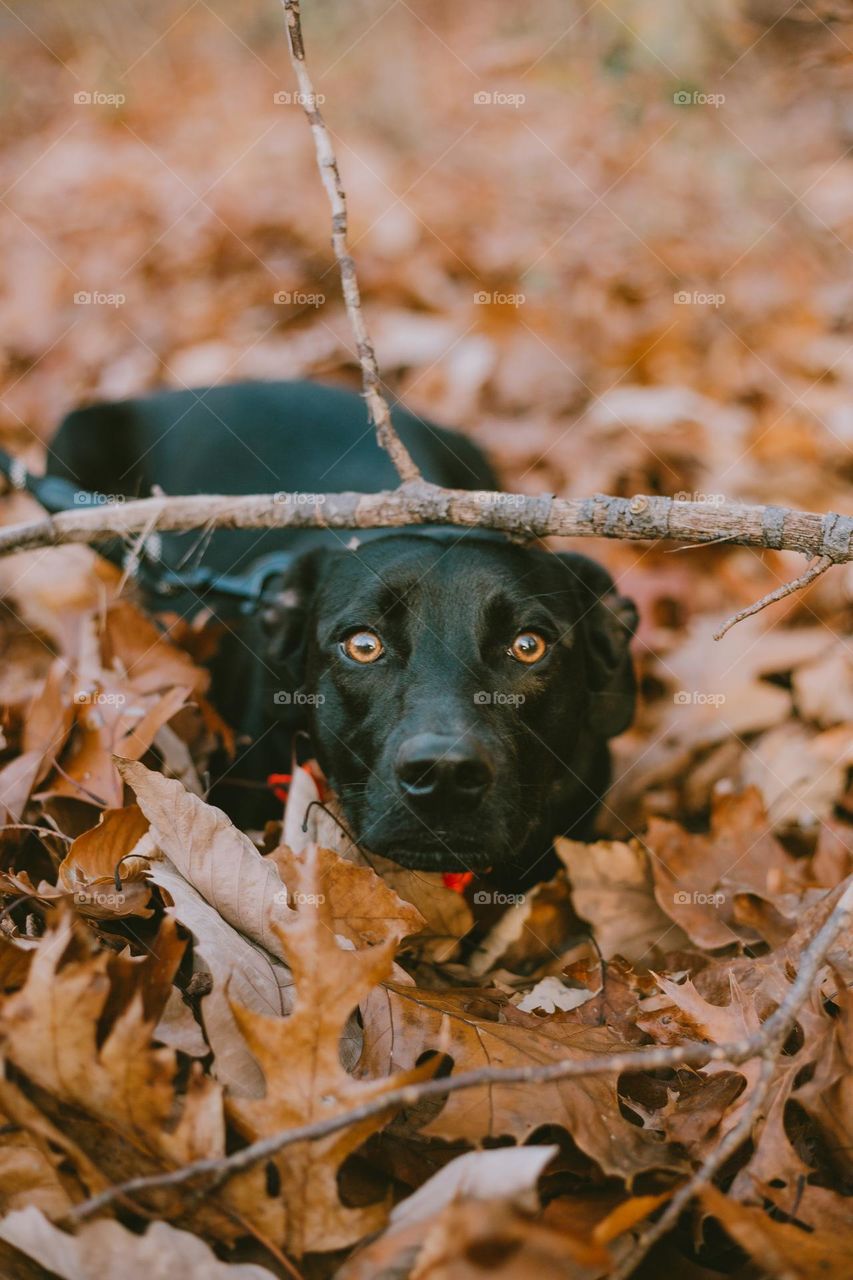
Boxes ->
[341,629,385,664]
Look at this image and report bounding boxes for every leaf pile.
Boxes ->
[0,563,848,1276]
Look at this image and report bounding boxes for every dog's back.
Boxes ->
[48,379,498,574]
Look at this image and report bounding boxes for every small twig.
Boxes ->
[62,879,852,1227]
[279,0,422,486]
[714,553,834,639]
[0,823,72,842]
[116,498,165,596]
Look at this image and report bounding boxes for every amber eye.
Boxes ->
[508,631,549,665]
[342,630,385,664]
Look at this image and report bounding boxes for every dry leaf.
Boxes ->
[516,977,597,1015]
[227,846,435,1258]
[0,1207,276,1279]
[390,1144,557,1228]
[339,1146,570,1280]
[151,858,296,1096]
[699,1184,853,1279]
[57,804,152,918]
[557,836,690,965]
[360,983,683,1181]
[644,788,804,948]
[271,842,425,947]
[0,914,222,1171]
[117,758,297,958]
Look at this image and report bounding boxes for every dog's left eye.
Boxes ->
[341,629,385,664]
[508,630,549,665]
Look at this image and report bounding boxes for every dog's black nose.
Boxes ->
[395,733,494,805]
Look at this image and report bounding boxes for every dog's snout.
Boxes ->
[395,733,494,805]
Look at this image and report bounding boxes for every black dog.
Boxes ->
[45,380,637,884]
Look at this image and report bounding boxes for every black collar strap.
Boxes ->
[0,449,297,612]
[138,549,298,612]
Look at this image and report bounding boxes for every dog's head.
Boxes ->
[260,533,637,874]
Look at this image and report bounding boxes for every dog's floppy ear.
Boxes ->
[556,552,638,738]
[256,547,326,728]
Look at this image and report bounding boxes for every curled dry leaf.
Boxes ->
[117,759,298,1096]
[32,599,207,811]
[100,600,208,699]
[0,1206,276,1280]
[388,1144,558,1229]
[0,660,74,822]
[150,860,296,1098]
[271,841,425,948]
[117,758,297,957]
[467,877,580,978]
[57,803,152,918]
[339,1145,567,1280]
[285,770,471,953]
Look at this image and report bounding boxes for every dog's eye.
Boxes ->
[508,630,549,665]
[341,629,385,664]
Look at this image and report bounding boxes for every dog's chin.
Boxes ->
[350,829,499,880]
[348,806,537,874]
[359,836,497,873]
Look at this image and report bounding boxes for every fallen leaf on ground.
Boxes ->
[360,982,683,1182]
[557,835,690,965]
[0,1206,276,1279]
[227,846,436,1258]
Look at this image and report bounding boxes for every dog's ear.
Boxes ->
[257,548,326,727]
[555,553,638,738]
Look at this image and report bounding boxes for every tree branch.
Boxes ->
[2,486,849,635]
[0,488,850,575]
[62,878,852,1229]
[279,0,422,485]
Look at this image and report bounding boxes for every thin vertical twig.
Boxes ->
[280,0,423,485]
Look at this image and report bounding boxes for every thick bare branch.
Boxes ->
[63,878,852,1228]
[0,487,850,566]
[279,0,421,484]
